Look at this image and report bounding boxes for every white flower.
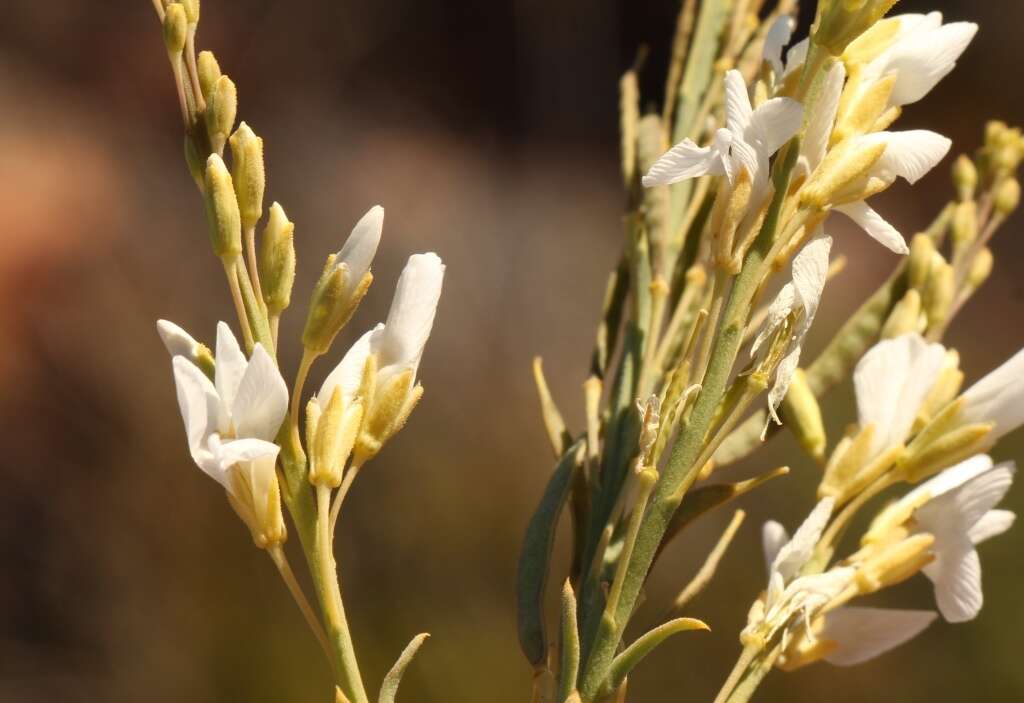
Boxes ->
[902,455,1016,622]
[334,205,384,294]
[853,333,947,459]
[800,62,848,177]
[847,12,978,110]
[763,16,796,77]
[817,606,937,666]
[752,235,832,427]
[319,252,445,404]
[958,346,1024,442]
[643,70,803,212]
[747,498,856,643]
[170,321,289,486]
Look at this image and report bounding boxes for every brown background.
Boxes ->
[1,1,1023,701]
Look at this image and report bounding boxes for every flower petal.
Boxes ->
[864,130,952,185]
[803,63,846,173]
[747,98,804,157]
[822,607,937,666]
[157,319,200,358]
[724,70,754,136]
[216,437,281,470]
[230,343,289,441]
[642,138,725,187]
[969,509,1016,545]
[853,334,947,457]
[784,38,809,77]
[771,498,835,582]
[172,355,220,462]
[791,234,832,331]
[881,22,978,107]
[927,545,983,623]
[318,324,384,408]
[337,205,384,291]
[378,253,445,376]
[215,321,247,414]
[835,201,909,254]
[960,346,1024,440]
[917,461,1015,540]
[763,16,795,77]
[762,520,790,575]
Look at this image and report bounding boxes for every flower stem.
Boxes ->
[268,545,332,662]
[223,257,255,351]
[330,462,363,534]
[244,225,266,312]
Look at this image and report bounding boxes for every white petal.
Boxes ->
[729,136,763,189]
[767,347,800,427]
[172,356,220,462]
[230,344,289,441]
[863,130,952,185]
[929,546,983,623]
[318,324,384,408]
[378,253,445,376]
[803,63,846,173]
[882,22,978,107]
[215,437,281,470]
[960,347,1024,440]
[969,509,1016,545]
[771,498,835,582]
[763,16,795,77]
[853,333,947,457]
[822,607,937,666]
[157,319,200,358]
[784,38,809,77]
[237,452,282,521]
[791,235,831,330]
[724,70,754,135]
[750,283,795,358]
[642,138,724,187]
[762,521,790,576]
[746,98,804,157]
[336,205,384,291]
[835,201,908,254]
[917,463,1015,541]
[905,454,994,505]
[215,321,247,415]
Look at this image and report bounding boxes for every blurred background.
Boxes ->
[2,1,1023,701]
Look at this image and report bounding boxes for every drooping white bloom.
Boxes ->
[752,235,832,427]
[763,16,796,77]
[643,70,803,210]
[900,455,1016,622]
[319,253,445,404]
[831,130,951,254]
[854,333,947,459]
[958,347,1024,442]
[819,606,938,666]
[847,12,978,110]
[334,205,384,294]
[170,322,289,486]
[747,498,856,643]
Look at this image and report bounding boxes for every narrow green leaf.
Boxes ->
[557,581,581,702]
[517,440,586,667]
[378,633,430,703]
[607,618,709,693]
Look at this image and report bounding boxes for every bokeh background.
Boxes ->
[2,1,1023,701]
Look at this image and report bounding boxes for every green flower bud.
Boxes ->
[162,3,188,55]
[181,0,199,24]
[923,256,954,330]
[907,234,935,291]
[259,202,296,313]
[782,370,826,461]
[951,200,978,248]
[952,155,977,202]
[229,122,265,231]
[881,288,923,339]
[812,0,900,57]
[203,154,242,259]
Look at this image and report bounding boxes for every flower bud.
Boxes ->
[782,369,826,461]
[900,400,993,483]
[309,387,364,488]
[855,534,934,594]
[950,201,978,249]
[812,0,900,56]
[196,51,221,102]
[205,74,237,156]
[914,350,963,433]
[162,3,188,56]
[302,207,384,355]
[355,367,423,465]
[229,122,265,231]
[906,234,935,292]
[259,203,296,314]
[800,139,886,209]
[226,456,287,549]
[922,256,954,330]
[967,247,993,291]
[181,0,199,24]
[203,154,242,259]
[952,155,977,202]
[881,289,923,339]
[995,178,1021,217]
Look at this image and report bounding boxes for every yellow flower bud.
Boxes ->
[995,178,1021,217]
[952,155,977,202]
[302,257,374,355]
[205,74,237,155]
[914,350,963,432]
[819,425,875,500]
[229,122,266,231]
[203,154,242,259]
[259,202,296,314]
[309,387,364,488]
[196,51,221,103]
[800,139,886,209]
[226,459,287,549]
[355,368,423,465]
[950,200,978,249]
[855,534,934,594]
[162,3,188,56]
[967,248,994,291]
[880,289,923,339]
[782,369,826,461]
[181,0,199,24]
[906,234,935,291]
[922,256,954,330]
[813,0,900,57]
